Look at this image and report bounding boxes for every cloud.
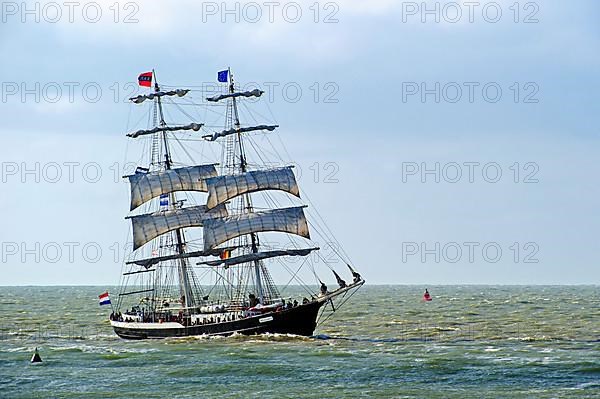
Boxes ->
[24,1,357,63]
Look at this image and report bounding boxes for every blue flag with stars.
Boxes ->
[217,70,229,83]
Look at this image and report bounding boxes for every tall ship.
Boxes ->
[109,69,364,339]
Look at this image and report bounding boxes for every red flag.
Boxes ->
[138,72,152,87]
[220,250,231,260]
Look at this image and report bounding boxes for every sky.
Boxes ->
[1,0,599,285]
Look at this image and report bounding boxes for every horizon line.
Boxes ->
[1,283,598,287]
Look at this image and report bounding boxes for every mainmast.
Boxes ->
[153,70,195,312]
[228,69,264,304]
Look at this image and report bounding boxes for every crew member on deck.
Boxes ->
[334,271,347,289]
[248,293,259,307]
[320,281,328,295]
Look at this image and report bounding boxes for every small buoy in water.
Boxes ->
[30,347,42,363]
[423,288,432,302]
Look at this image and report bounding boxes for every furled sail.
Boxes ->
[206,89,264,102]
[203,206,310,251]
[126,246,242,268]
[202,125,278,142]
[129,89,190,104]
[129,205,228,250]
[205,167,299,209]
[128,164,218,211]
[198,248,319,267]
[127,122,203,139]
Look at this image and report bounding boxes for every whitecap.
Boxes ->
[484,347,501,352]
[575,381,600,389]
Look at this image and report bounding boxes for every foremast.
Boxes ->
[227,69,265,304]
[200,68,315,307]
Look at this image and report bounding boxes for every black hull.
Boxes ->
[112,300,323,340]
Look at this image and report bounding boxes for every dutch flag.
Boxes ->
[98,292,111,306]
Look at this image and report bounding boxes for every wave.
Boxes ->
[313,334,402,343]
[162,332,313,344]
[574,380,600,389]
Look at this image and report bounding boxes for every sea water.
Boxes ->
[0,286,598,398]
